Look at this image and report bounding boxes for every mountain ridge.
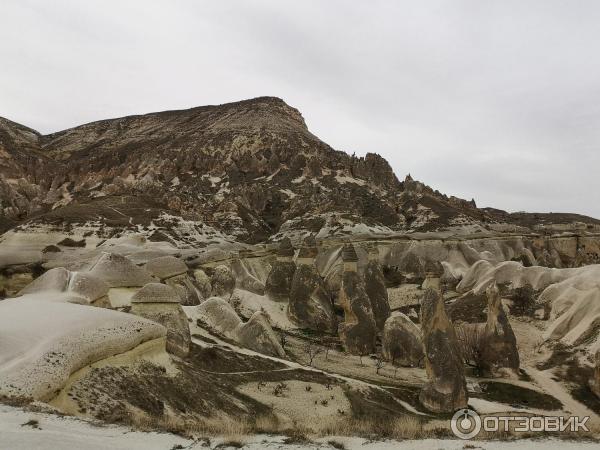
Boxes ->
[0,97,598,243]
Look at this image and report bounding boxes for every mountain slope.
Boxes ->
[1,97,597,242]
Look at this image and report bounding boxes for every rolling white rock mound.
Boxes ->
[0,294,166,401]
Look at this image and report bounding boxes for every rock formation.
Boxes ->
[211,264,236,298]
[145,256,201,306]
[130,283,191,357]
[382,312,424,367]
[421,260,443,291]
[419,287,468,413]
[193,269,212,299]
[288,235,337,333]
[590,350,600,399]
[145,256,188,280]
[479,284,520,377]
[19,267,109,305]
[265,237,296,301]
[236,311,286,358]
[88,252,155,288]
[231,256,265,295]
[196,297,285,357]
[363,244,391,330]
[338,243,377,355]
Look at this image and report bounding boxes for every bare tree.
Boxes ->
[456,323,484,369]
[280,332,288,351]
[304,341,323,366]
[375,353,385,374]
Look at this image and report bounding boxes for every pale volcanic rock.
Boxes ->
[145,256,188,280]
[195,297,284,357]
[192,269,212,299]
[0,295,166,400]
[130,283,190,357]
[236,311,286,358]
[479,284,520,377]
[68,272,110,304]
[382,312,424,367]
[196,297,242,335]
[88,252,155,288]
[18,267,70,295]
[211,264,236,298]
[18,267,109,305]
[419,288,468,413]
[164,274,203,306]
[231,257,265,295]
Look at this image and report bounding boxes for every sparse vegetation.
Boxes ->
[456,323,484,370]
[374,353,385,374]
[20,419,40,429]
[303,341,323,366]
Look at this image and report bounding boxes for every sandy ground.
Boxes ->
[387,284,422,311]
[236,380,351,427]
[1,404,598,450]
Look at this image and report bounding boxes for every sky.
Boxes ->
[1,0,599,217]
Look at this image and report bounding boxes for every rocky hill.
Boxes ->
[0,97,597,243]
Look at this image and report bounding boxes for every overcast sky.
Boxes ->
[2,1,599,218]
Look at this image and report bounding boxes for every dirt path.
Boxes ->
[191,326,428,416]
[526,365,598,421]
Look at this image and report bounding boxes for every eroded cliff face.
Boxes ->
[5,96,593,246]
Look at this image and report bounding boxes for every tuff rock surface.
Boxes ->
[419,288,468,413]
[130,283,191,357]
[479,284,520,377]
[338,270,377,355]
[382,312,424,367]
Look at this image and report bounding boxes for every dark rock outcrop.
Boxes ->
[479,284,520,377]
[382,312,424,367]
[338,244,377,355]
[363,245,390,330]
[288,236,337,333]
[590,350,600,399]
[419,288,468,413]
[265,237,296,301]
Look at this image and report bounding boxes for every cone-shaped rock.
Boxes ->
[288,236,337,332]
[479,283,520,377]
[382,312,424,367]
[364,245,391,330]
[338,244,377,355]
[419,288,468,413]
[211,264,236,298]
[237,311,286,358]
[196,297,285,357]
[130,283,191,357]
[193,269,212,299]
[89,252,155,288]
[265,238,296,301]
[422,260,444,291]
